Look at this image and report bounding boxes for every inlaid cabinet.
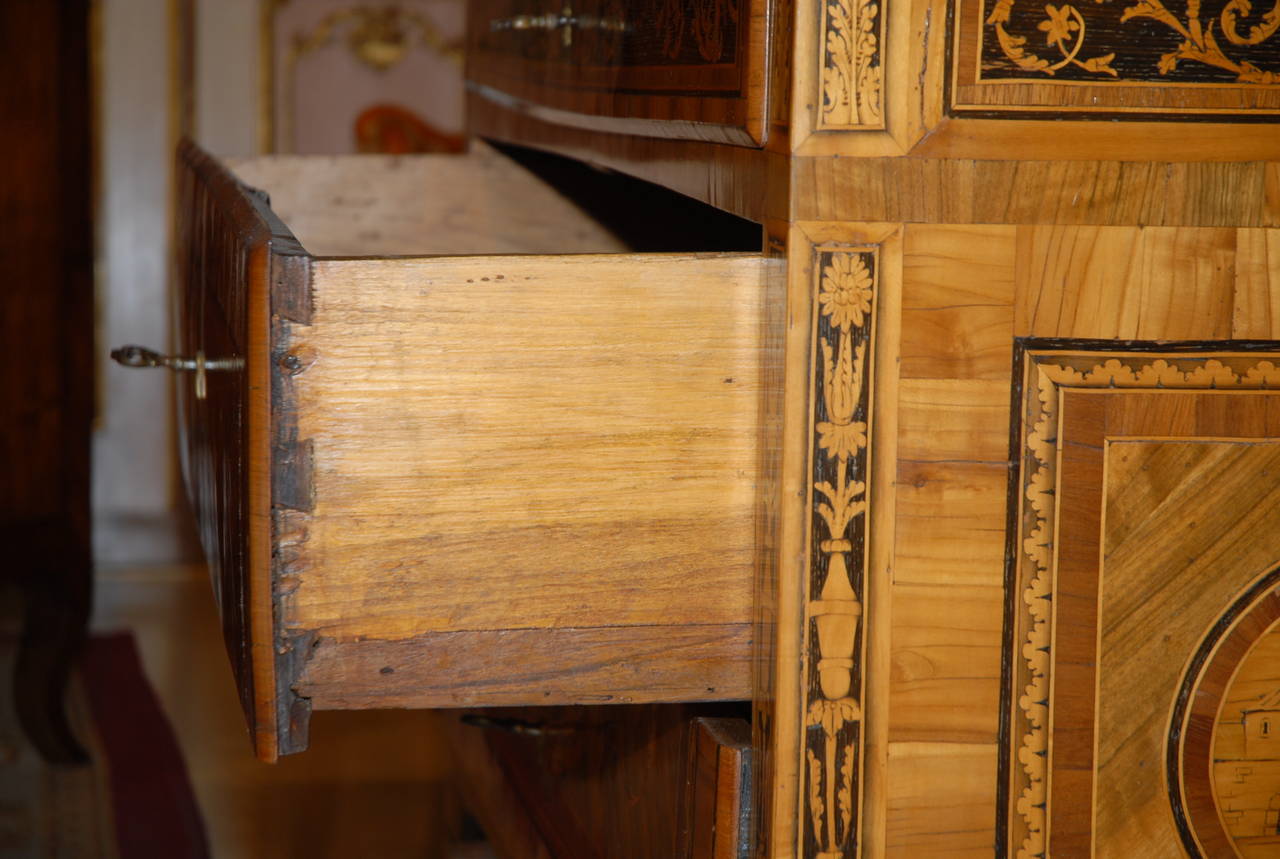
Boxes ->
[465,0,1280,853]
[161,0,1280,855]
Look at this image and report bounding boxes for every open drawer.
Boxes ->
[174,139,772,761]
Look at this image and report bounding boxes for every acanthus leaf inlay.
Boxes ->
[819,0,885,129]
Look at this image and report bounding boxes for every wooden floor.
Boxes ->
[92,562,474,858]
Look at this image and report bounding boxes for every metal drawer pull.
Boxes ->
[110,344,242,400]
[490,6,627,47]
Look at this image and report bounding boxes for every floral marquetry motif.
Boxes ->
[953,0,1280,115]
[983,0,1280,82]
[800,249,877,858]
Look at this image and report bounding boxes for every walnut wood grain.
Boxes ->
[467,89,782,224]
[793,159,1280,227]
[175,140,309,762]
[1097,435,1280,858]
[999,369,1280,856]
[681,717,753,859]
[1,0,94,765]
[450,704,750,858]
[466,0,769,146]
[444,713,557,859]
[296,624,752,709]
[1047,392,1106,856]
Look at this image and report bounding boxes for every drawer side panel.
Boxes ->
[284,253,771,704]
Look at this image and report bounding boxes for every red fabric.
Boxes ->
[79,633,210,859]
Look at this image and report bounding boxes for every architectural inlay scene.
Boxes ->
[1214,647,1280,856]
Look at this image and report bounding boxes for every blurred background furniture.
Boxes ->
[0,0,94,766]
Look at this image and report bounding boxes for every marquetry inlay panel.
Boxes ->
[794,245,879,858]
[1171,566,1280,858]
[1000,344,1280,858]
[951,0,1280,116]
[818,0,885,130]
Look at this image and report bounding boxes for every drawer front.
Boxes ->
[466,0,769,145]
[175,140,307,762]
[177,142,773,760]
[448,706,752,858]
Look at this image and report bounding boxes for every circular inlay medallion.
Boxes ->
[1169,567,1280,858]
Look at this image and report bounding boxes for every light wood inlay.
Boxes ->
[900,225,1017,382]
[816,0,885,131]
[884,742,998,857]
[893,461,1008,589]
[1002,365,1280,857]
[1013,227,1238,339]
[797,245,877,858]
[287,253,767,643]
[1172,568,1280,858]
[772,222,902,859]
[888,583,1002,745]
[1233,230,1280,338]
[1098,438,1280,858]
[1211,620,1280,856]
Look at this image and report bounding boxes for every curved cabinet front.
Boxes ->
[466,0,771,146]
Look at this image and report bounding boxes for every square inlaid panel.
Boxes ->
[1000,347,1280,857]
[950,0,1280,117]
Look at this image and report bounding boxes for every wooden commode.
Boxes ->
[148,1,1280,856]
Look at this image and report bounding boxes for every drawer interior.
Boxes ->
[225,141,761,258]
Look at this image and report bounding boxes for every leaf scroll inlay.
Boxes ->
[983,0,1280,82]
